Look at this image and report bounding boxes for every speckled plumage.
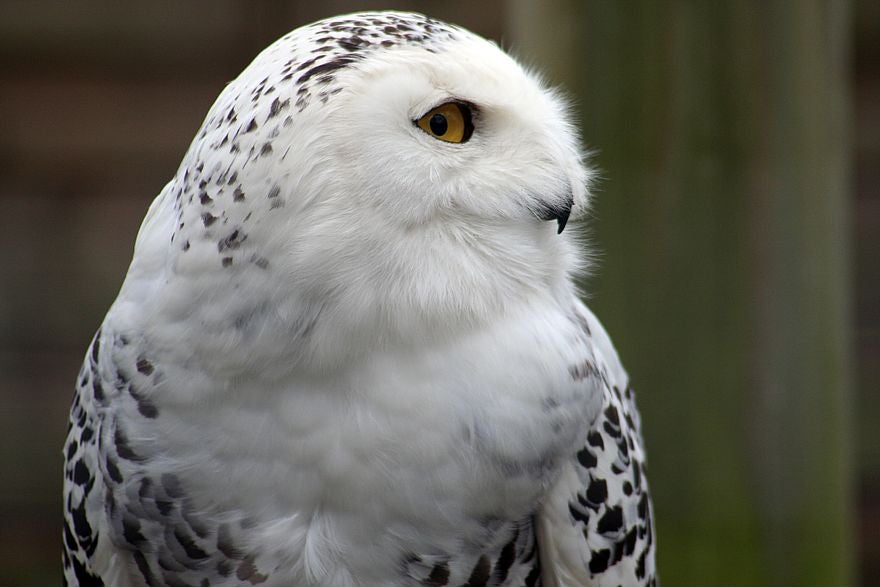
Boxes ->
[63,11,656,587]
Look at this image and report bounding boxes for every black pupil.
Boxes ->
[429,113,448,136]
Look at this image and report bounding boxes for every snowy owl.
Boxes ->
[63,11,656,587]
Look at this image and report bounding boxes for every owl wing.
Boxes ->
[63,328,124,587]
[63,327,274,587]
[538,304,658,587]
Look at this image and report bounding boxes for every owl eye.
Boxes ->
[416,102,474,144]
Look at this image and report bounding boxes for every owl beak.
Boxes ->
[554,205,571,234]
[536,194,574,234]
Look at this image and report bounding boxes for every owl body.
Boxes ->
[64,12,656,587]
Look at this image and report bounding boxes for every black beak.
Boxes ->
[536,194,574,234]
[554,206,571,234]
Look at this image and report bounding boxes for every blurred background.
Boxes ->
[0,0,876,585]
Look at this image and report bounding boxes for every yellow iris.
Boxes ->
[416,102,473,143]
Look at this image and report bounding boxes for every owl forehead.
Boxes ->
[257,12,461,113]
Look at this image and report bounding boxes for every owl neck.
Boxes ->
[111,204,581,382]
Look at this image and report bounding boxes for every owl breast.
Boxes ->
[110,295,600,585]
[261,296,602,544]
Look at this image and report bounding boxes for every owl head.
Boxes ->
[123,12,592,372]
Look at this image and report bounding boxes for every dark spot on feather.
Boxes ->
[217,523,245,559]
[236,555,268,584]
[123,513,146,546]
[161,473,184,498]
[589,548,611,574]
[64,518,78,552]
[92,378,105,403]
[587,430,605,449]
[136,358,154,375]
[297,55,361,84]
[218,229,246,252]
[174,528,209,560]
[603,420,622,439]
[156,500,174,516]
[637,492,649,520]
[604,404,620,426]
[524,563,541,587]
[72,555,106,587]
[80,425,93,442]
[577,447,597,469]
[597,505,624,536]
[425,562,450,586]
[129,385,158,419]
[569,501,590,524]
[69,498,93,543]
[114,425,143,462]
[66,439,78,461]
[72,459,91,486]
[636,548,647,579]
[623,526,638,556]
[217,560,233,577]
[587,476,608,508]
[184,509,210,540]
[462,555,490,587]
[294,56,320,73]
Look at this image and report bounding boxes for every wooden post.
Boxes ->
[508,1,854,583]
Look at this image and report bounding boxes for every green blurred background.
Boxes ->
[0,1,876,585]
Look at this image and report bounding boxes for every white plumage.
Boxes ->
[63,11,656,587]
